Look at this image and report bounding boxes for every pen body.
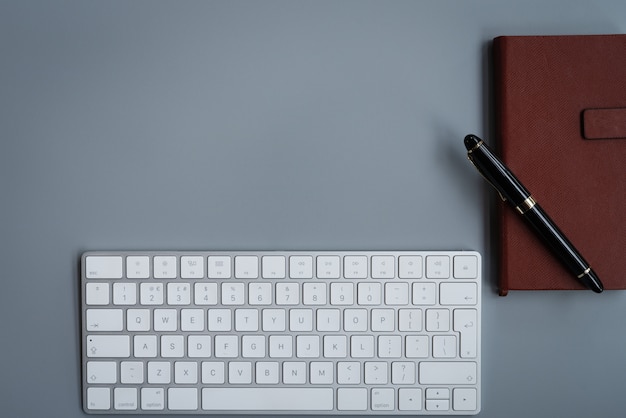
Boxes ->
[521,204,602,292]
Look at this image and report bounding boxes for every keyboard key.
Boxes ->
[303,282,327,305]
[378,335,402,358]
[126,256,149,279]
[181,309,205,331]
[195,283,217,305]
[86,256,122,279]
[86,335,130,358]
[113,282,136,305]
[229,361,252,384]
[398,309,422,332]
[344,256,368,278]
[283,361,306,383]
[453,255,478,279]
[405,336,429,358]
[413,282,436,305]
[235,308,259,331]
[357,282,381,305]
[161,335,185,358]
[337,362,361,384]
[391,361,416,384]
[154,256,177,279]
[168,388,198,410]
[323,335,347,358]
[337,388,367,410]
[181,256,204,278]
[208,256,231,278]
[134,335,157,358]
[426,255,450,278]
[433,335,457,358]
[85,283,110,305]
[453,388,478,411]
[440,282,477,305]
[86,361,117,384]
[154,309,177,331]
[364,361,387,384]
[262,309,286,332]
[398,388,422,411]
[141,388,164,410]
[242,335,265,358]
[317,309,340,332]
[87,387,111,410]
[120,361,144,384]
[221,283,245,305]
[426,399,450,411]
[175,361,198,384]
[398,255,422,278]
[140,283,163,305]
[454,309,478,358]
[235,256,258,278]
[419,361,477,385]
[317,256,340,278]
[201,388,334,411]
[262,256,286,278]
[371,308,395,331]
[126,309,150,331]
[310,361,334,384]
[167,283,191,305]
[371,388,394,411]
[114,387,137,410]
[426,308,450,332]
[371,256,395,278]
[330,282,354,305]
[385,282,409,305]
[147,361,171,384]
[201,362,224,384]
[86,309,123,331]
[275,282,298,305]
[188,336,211,357]
[289,256,313,278]
[256,361,279,384]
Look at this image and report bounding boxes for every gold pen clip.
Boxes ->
[466,154,507,202]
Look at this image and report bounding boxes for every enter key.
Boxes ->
[454,309,477,358]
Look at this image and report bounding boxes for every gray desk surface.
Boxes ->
[2,1,625,417]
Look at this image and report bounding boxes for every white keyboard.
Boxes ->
[81,251,481,415]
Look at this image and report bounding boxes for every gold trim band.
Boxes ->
[468,140,483,153]
[577,267,591,279]
[516,196,536,214]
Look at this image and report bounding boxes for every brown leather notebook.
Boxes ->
[493,34,626,295]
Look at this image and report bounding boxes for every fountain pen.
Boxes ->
[464,134,603,293]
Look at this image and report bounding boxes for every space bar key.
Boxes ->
[202,388,334,411]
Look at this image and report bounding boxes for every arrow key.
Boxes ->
[398,388,422,411]
[453,388,477,411]
[426,399,450,411]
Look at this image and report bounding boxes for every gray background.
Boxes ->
[1,0,625,417]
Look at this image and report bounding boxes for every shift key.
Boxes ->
[419,362,477,385]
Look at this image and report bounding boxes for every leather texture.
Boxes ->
[493,35,626,295]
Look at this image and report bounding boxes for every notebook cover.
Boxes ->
[493,34,626,295]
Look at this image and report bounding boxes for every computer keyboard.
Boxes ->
[81,251,481,415]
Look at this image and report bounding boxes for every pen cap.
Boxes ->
[465,135,531,206]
